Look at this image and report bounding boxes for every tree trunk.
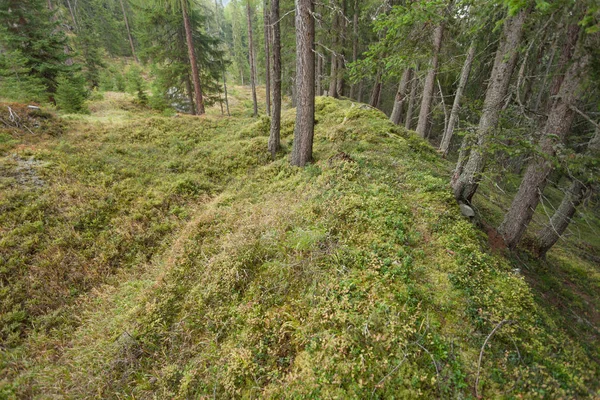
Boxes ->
[119,0,138,62]
[390,68,411,125]
[369,69,382,108]
[268,0,281,158]
[349,0,359,99]
[416,23,444,137]
[328,51,337,97]
[215,0,230,116]
[499,24,585,249]
[405,66,418,130]
[264,0,271,116]
[452,8,527,202]
[316,51,322,96]
[185,73,196,115]
[182,0,205,115]
[247,0,258,117]
[439,42,475,155]
[65,0,78,30]
[536,129,599,256]
[536,180,587,257]
[291,0,315,166]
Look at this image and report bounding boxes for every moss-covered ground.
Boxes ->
[1,90,598,398]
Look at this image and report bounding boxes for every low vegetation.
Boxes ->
[1,92,598,398]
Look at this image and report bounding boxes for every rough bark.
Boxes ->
[369,69,382,108]
[316,50,322,96]
[349,0,359,99]
[268,0,281,158]
[185,73,196,115]
[439,42,475,155]
[119,0,138,62]
[416,23,444,137]
[247,0,258,117]
[390,68,411,125]
[499,25,585,249]
[216,0,230,116]
[536,180,587,257]
[264,0,271,116]
[291,0,315,166]
[328,51,338,97]
[452,9,527,202]
[536,129,599,255]
[182,0,205,115]
[405,66,418,130]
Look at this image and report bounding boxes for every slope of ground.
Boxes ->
[1,92,598,398]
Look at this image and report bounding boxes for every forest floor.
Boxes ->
[0,88,598,398]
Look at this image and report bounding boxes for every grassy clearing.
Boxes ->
[1,91,598,398]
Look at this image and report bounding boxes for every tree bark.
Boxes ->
[291,0,315,166]
[264,0,271,116]
[247,0,258,117]
[439,42,475,155]
[416,23,444,137]
[182,0,205,115]
[268,0,281,158]
[369,69,382,108]
[390,68,411,125]
[349,0,359,99]
[328,51,337,97]
[536,129,599,256]
[536,180,587,257]
[499,24,585,249]
[185,73,196,115]
[405,66,418,130]
[216,0,230,116]
[452,9,527,202]
[316,50,322,96]
[119,0,138,62]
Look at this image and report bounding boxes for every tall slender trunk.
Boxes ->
[536,129,599,256]
[291,0,315,167]
[405,66,418,130]
[185,73,196,115]
[65,0,78,30]
[439,42,475,155]
[416,23,444,137]
[118,0,138,62]
[452,8,528,202]
[216,0,230,116]
[247,1,258,117]
[336,1,347,97]
[268,0,281,158]
[349,0,359,99]
[182,0,205,115]
[357,80,364,102]
[328,52,337,97]
[316,51,323,96]
[264,0,271,116]
[390,68,411,125]
[369,69,382,108]
[499,25,586,248]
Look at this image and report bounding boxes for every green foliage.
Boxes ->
[55,74,89,114]
[0,0,73,98]
[0,50,47,103]
[125,65,148,105]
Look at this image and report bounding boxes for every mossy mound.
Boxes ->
[1,97,598,398]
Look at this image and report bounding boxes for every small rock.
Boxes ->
[459,202,475,218]
[27,105,41,110]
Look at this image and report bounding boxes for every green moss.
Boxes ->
[1,89,598,399]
